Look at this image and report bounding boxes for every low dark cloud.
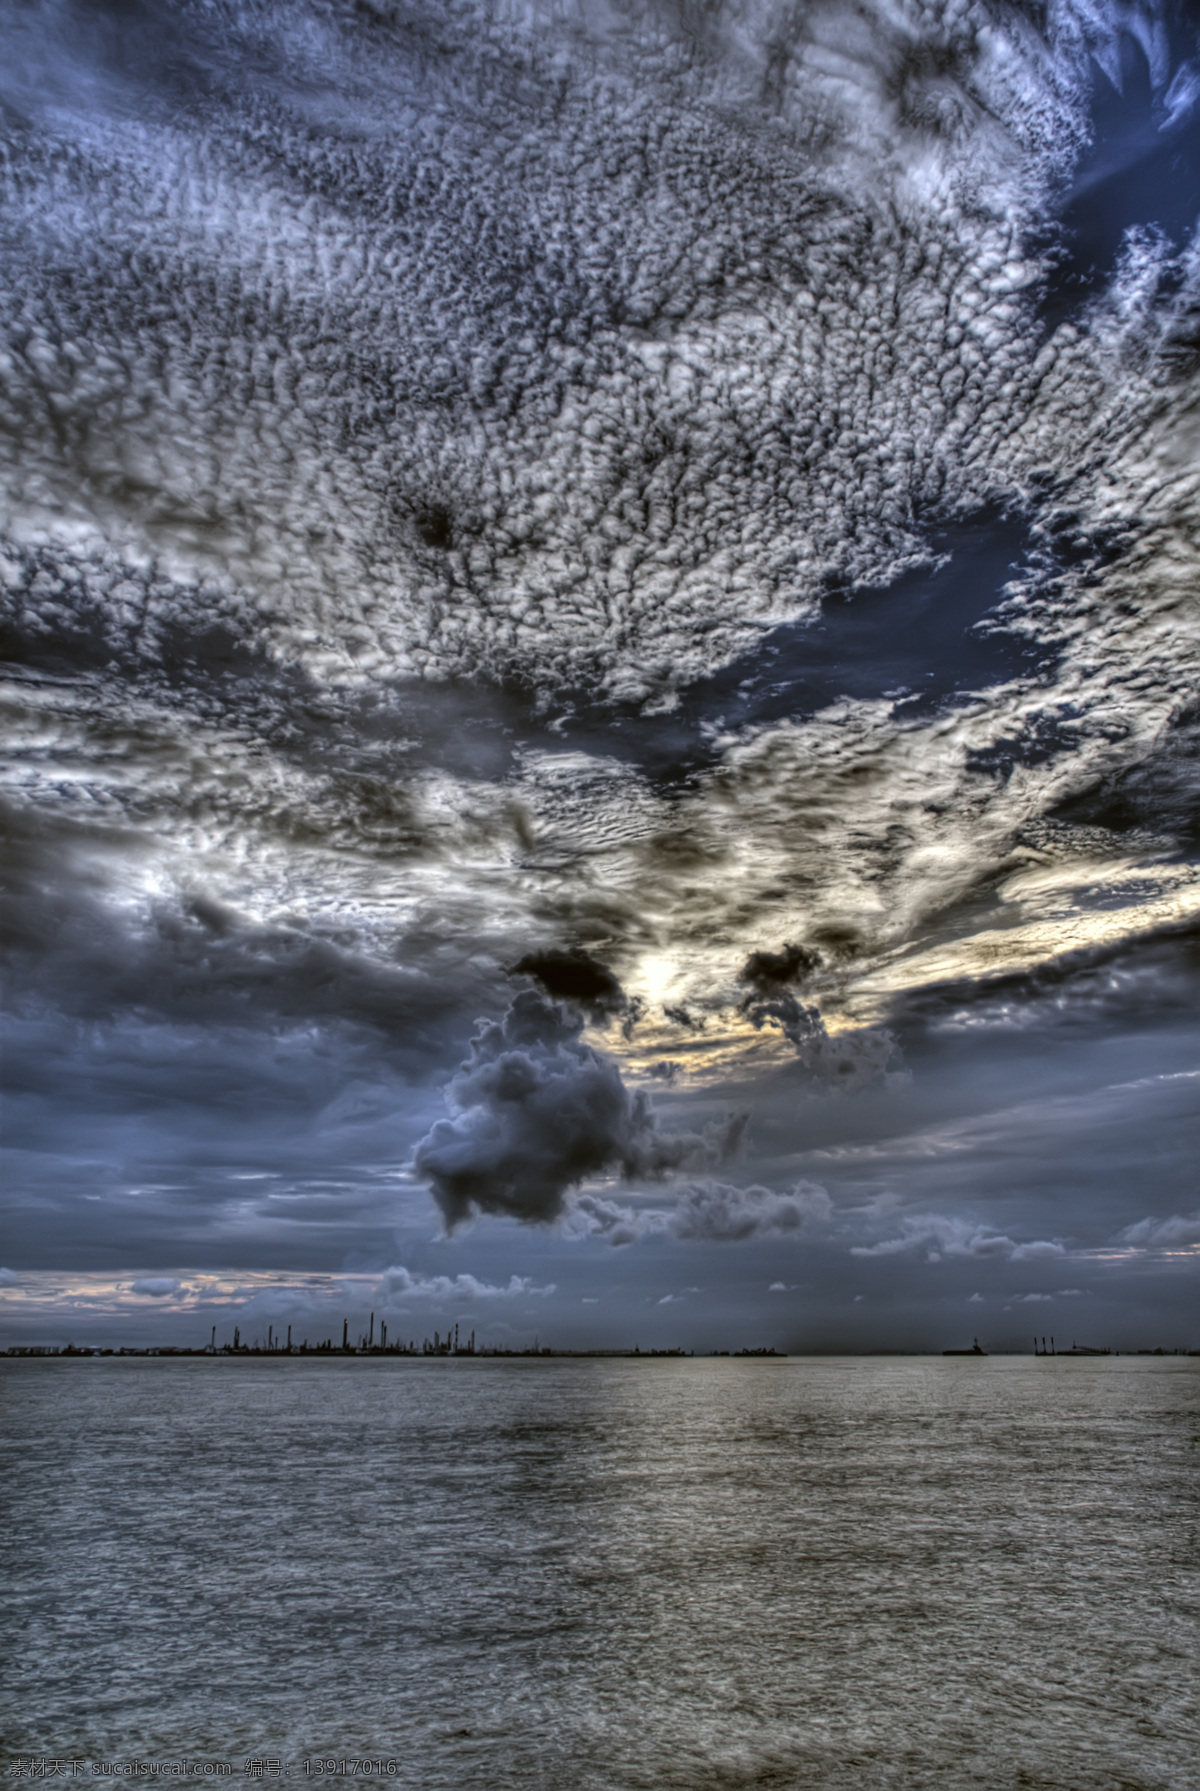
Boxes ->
[737,944,822,1051]
[572,1176,829,1245]
[742,989,824,1048]
[1118,1210,1200,1248]
[413,991,741,1230]
[741,986,897,1089]
[740,943,820,994]
[887,918,1200,1036]
[850,1216,1066,1261]
[510,947,626,1014]
[0,801,484,1071]
[670,1179,831,1242]
[662,1007,703,1032]
[735,941,897,1088]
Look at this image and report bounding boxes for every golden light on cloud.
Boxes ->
[850,859,1200,1018]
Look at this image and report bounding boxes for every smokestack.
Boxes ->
[210,1325,216,1352]
[381,1322,387,1350]
[343,1318,349,1351]
[369,1312,374,1348]
[287,1324,292,1352]
[454,1323,459,1353]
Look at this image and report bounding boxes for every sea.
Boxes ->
[2,1357,1197,1790]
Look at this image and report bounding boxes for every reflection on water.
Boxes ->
[3,1358,1197,1789]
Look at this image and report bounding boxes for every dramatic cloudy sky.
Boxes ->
[2,0,1199,1351]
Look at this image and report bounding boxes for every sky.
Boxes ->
[1,0,1199,1353]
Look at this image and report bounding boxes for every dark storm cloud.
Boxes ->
[738,940,836,1070]
[740,983,897,1089]
[510,947,627,1014]
[742,989,823,1049]
[0,800,482,1065]
[0,786,498,1266]
[413,991,742,1229]
[740,943,820,993]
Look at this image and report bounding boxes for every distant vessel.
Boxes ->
[942,1339,987,1357]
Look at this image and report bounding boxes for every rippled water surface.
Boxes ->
[3,1358,1198,1789]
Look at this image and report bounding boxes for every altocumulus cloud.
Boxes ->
[129,1277,184,1297]
[0,0,1133,697]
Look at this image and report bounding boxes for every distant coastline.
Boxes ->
[2,1342,787,1359]
[6,1344,1198,1359]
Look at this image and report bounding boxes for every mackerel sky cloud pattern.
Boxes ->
[2,0,1199,1349]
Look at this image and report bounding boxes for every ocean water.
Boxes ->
[2,1357,1197,1790]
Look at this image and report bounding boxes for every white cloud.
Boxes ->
[669,1179,832,1243]
[852,1215,1065,1261]
[1,0,1123,706]
[377,1267,556,1301]
[129,1277,183,1297]
[573,1178,831,1246]
[1117,1211,1200,1248]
